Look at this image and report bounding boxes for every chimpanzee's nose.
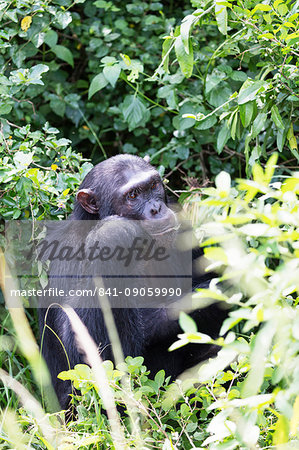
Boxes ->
[150,202,161,216]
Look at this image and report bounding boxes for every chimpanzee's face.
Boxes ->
[114,168,168,220]
[75,155,177,230]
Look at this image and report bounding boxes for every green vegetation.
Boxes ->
[0,0,298,448]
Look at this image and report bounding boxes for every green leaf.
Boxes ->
[251,112,267,139]
[271,105,284,129]
[31,32,45,49]
[88,73,108,99]
[162,38,173,74]
[173,102,197,130]
[180,14,196,53]
[230,111,238,140]
[44,30,58,48]
[195,114,217,130]
[217,125,230,154]
[101,56,117,65]
[258,32,274,39]
[0,103,13,115]
[215,1,227,35]
[230,70,247,82]
[121,95,150,131]
[103,63,121,87]
[154,370,165,388]
[239,101,254,128]
[157,85,177,109]
[94,0,120,10]
[179,312,197,333]
[55,11,72,29]
[13,152,33,170]
[277,3,288,15]
[52,45,74,67]
[175,35,193,78]
[238,80,267,104]
[198,348,237,382]
[277,126,288,151]
[287,123,298,152]
[49,96,66,118]
[30,64,49,79]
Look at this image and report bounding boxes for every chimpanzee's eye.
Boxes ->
[127,190,137,200]
[151,181,157,189]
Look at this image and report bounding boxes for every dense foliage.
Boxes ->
[0,0,298,218]
[0,0,298,448]
[1,157,299,448]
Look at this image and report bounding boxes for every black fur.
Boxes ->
[39,155,226,410]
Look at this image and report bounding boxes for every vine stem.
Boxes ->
[124,77,178,114]
[79,109,107,159]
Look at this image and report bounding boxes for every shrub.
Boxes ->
[1,0,297,185]
[0,122,93,219]
[1,156,299,448]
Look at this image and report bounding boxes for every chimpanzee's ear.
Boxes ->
[76,189,99,214]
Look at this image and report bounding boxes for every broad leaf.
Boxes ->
[52,45,74,67]
[251,112,267,139]
[175,35,193,78]
[217,125,230,154]
[44,30,58,48]
[238,80,267,104]
[103,63,121,87]
[88,73,108,99]
[162,38,173,74]
[271,105,284,129]
[13,151,34,170]
[180,14,196,53]
[215,1,227,35]
[239,101,254,128]
[121,95,150,131]
[179,312,197,333]
[55,11,72,29]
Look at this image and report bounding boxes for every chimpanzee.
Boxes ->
[39,155,226,410]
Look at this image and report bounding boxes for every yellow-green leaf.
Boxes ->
[274,0,283,9]
[162,37,174,74]
[21,16,32,32]
[290,396,299,436]
[251,4,272,14]
[204,247,228,264]
[287,123,298,150]
[258,33,274,39]
[264,152,278,184]
[273,415,289,445]
[120,53,131,66]
[277,3,288,15]
[252,163,264,184]
[285,30,299,41]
